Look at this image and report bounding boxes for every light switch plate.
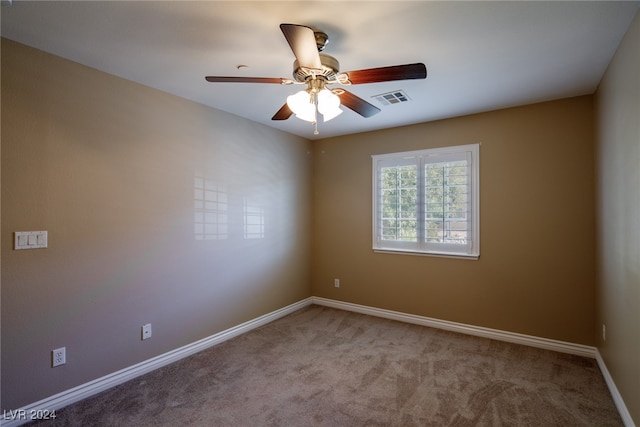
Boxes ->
[15,231,48,250]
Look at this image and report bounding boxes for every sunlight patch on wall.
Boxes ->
[194,175,228,240]
[243,197,265,239]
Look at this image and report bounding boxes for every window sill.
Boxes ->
[373,249,479,260]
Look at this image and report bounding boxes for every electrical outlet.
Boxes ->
[334,278,340,288]
[142,323,152,340]
[52,347,66,367]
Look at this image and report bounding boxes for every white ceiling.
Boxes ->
[2,1,639,140]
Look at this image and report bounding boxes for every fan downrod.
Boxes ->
[314,30,329,52]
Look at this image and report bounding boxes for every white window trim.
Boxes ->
[372,143,480,259]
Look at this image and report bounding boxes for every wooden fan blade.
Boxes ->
[344,63,427,85]
[280,24,322,70]
[337,90,381,118]
[272,103,293,121]
[205,76,284,84]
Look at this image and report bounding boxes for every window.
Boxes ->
[372,144,479,258]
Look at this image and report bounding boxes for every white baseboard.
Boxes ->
[1,298,314,427]
[6,296,632,427]
[595,349,636,427]
[311,298,638,424]
[311,297,597,358]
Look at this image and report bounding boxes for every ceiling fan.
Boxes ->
[205,24,427,134]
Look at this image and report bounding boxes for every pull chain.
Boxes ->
[313,91,319,135]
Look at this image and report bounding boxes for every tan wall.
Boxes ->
[595,11,640,425]
[1,39,312,410]
[312,96,596,346]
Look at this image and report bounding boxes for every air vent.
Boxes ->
[372,90,411,106]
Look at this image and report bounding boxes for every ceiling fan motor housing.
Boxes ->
[293,53,340,82]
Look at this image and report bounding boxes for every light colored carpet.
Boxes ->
[30,305,622,426]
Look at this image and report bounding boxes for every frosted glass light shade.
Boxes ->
[317,89,342,122]
[287,91,315,122]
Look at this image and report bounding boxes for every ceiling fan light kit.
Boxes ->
[205,23,427,135]
[287,78,343,132]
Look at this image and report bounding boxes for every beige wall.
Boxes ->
[312,96,596,346]
[1,39,312,410]
[595,11,640,425]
